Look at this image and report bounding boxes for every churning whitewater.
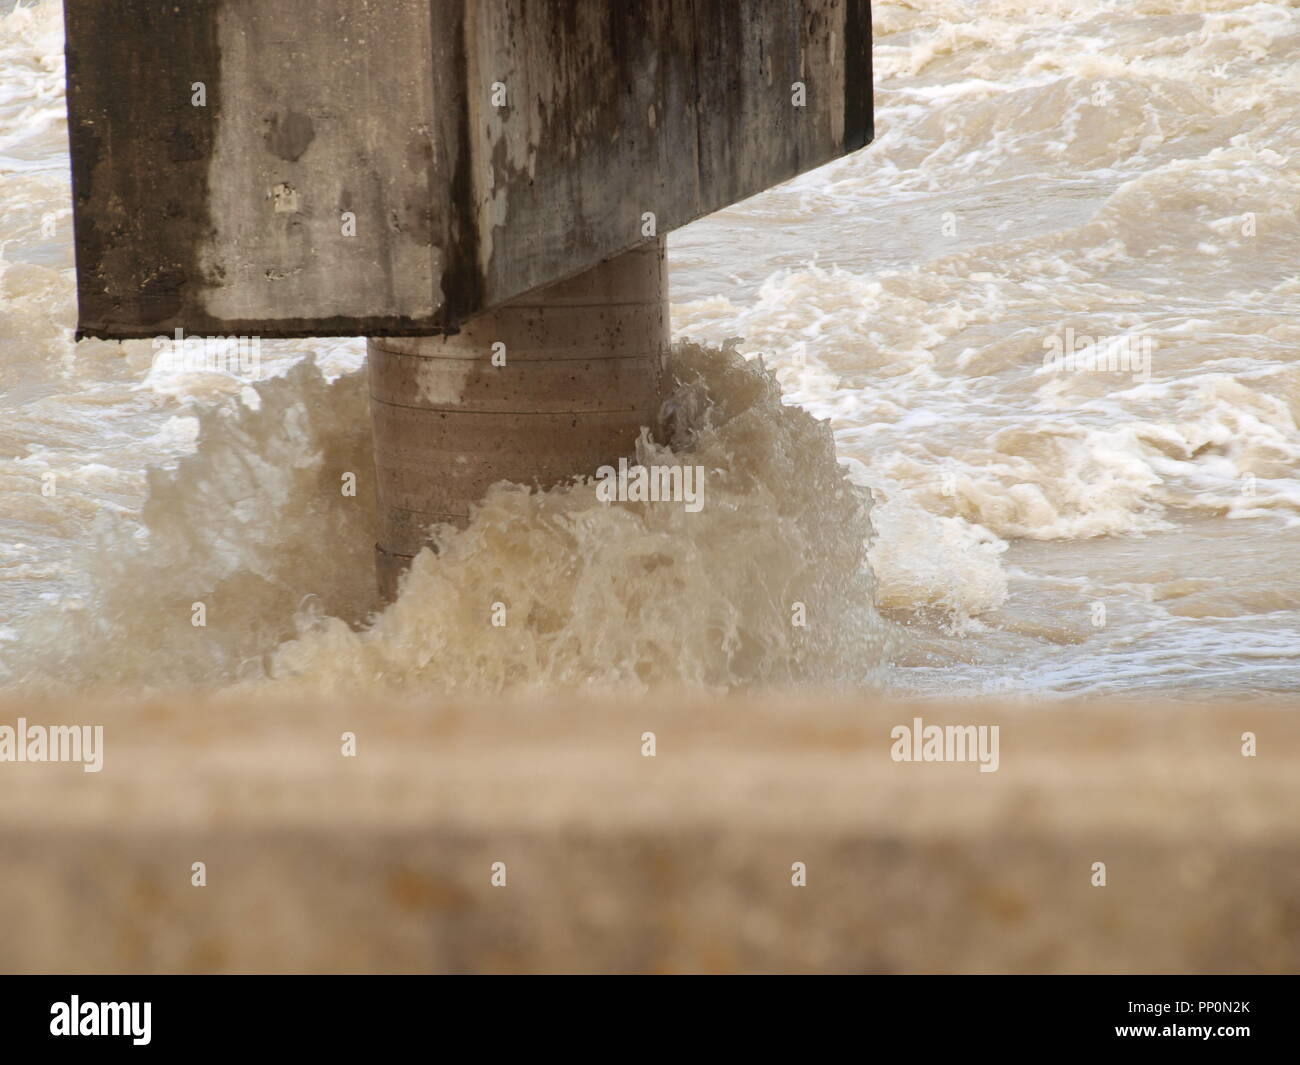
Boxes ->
[1,0,1299,696]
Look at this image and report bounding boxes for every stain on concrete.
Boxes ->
[264,110,316,162]
[64,0,222,334]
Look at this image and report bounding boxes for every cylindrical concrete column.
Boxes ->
[367,238,670,600]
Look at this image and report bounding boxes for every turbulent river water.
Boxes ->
[1,0,1298,697]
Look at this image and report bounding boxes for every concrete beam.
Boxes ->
[63,0,873,339]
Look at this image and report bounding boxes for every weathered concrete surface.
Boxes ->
[367,239,670,598]
[63,0,873,339]
[0,694,1296,974]
[63,0,449,338]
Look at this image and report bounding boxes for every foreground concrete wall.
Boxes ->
[0,695,1295,974]
[64,0,873,339]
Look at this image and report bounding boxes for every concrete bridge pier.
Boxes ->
[61,1,873,602]
[366,239,670,600]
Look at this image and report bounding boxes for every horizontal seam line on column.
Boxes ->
[369,394,648,415]
[485,300,664,309]
[369,349,662,362]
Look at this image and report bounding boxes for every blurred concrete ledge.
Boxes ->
[0,694,1296,973]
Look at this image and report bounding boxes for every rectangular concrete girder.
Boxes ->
[62,0,873,339]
